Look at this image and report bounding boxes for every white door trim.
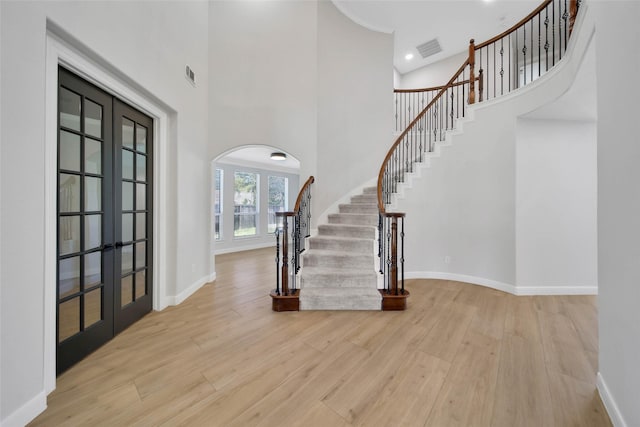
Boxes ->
[44,27,171,394]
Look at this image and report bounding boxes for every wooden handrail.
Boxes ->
[377,59,470,212]
[294,175,315,212]
[475,0,554,50]
[393,77,477,94]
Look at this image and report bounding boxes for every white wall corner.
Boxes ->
[597,372,628,427]
[1,390,47,427]
[168,274,211,307]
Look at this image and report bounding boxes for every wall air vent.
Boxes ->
[185,65,196,87]
[416,38,442,59]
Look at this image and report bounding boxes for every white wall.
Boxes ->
[397,100,518,289]
[214,161,299,254]
[516,119,597,292]
[594,2,640,426]
[0,1,210,425]
[208,0,318,182]
[317,0,394,219]
[208,0,394,227]
[397,50,468,89]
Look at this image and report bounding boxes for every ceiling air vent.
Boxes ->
[416,38,442,59]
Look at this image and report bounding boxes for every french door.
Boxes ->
[57,67,153,374]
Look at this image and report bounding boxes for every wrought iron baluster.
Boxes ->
[530,19,534,83]
[545,6,550,71]
[553,0,556,65]
[523,25,527,85]
[401,216,405,294]
[500,39,504,95]
[563,0,569,52]
[538,14,541,78]
[275,229,280,296]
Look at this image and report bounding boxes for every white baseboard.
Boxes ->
[1,390,47,427]
[406,271,597,296]
[515,285,597,296]
[407,271,517,294]
[597,372,628,427]
[166,273,215,307]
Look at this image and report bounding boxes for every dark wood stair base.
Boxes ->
[270,289,409,311]
[380,289,410,311]
[270,290,300,312]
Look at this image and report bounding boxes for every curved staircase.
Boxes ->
[272,0,581,312]
[300,187,381,310]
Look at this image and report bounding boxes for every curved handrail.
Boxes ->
[272,176,315,303]
[380,0,581,211]
[393,77,476,94]
[378,59,469,212]
[294,176,315,212]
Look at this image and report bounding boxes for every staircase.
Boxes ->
[272,0,581,312]
[299,187,382,310]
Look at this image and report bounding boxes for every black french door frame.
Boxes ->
[57,67,154,374]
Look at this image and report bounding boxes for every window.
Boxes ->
[268,176,288,233]
[214,168,223,240]
[234,171,258,237]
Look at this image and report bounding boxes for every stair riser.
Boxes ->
[363,187,377,194]
[308,239,372,253]
[301,274,377,288]
[300,295,381,311]
[328,214,378,226]
[339,204,378,214]
[351,195,378,204]
[303,254,373,270]
[318,225,375,239]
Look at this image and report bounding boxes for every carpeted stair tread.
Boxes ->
[328,213,379,226]
[302,250,374,269]
[300,266,377,289]
[318,224,376,239]
[308,235,373,253]
[338,203,379,214]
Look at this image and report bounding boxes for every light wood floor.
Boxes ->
[30,248,611,426]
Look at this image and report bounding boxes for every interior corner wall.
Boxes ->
[316,0,394,219]
[207,0,318,183]
[0,1,209,424]
[515,118,597,292]
[594,2,640,426]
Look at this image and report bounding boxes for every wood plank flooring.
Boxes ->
[30,248,612,426]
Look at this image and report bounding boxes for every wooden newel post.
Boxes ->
[390,216,398,295]
[281,215,289,295]
[468,39,476,105]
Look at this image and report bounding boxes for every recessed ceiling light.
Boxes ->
[405,53,414,61]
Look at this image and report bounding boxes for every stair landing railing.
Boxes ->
[271,176,314,311]
[378,0,582,305]
[393,0,581,131]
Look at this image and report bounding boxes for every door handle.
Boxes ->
[115,241,124,248]
[102,243,114,251]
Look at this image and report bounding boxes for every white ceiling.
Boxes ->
[217,146,301,173]
[333,0,542,75]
